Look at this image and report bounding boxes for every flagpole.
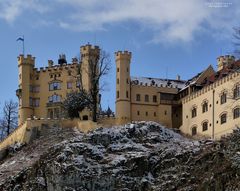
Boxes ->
[23,35,25,56]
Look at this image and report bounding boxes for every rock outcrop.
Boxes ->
[0,122,240,190]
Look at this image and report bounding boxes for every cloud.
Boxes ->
[0,0,240,44]
[0,0,49,23]
[56,0,239,43]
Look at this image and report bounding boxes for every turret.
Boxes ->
[115,51,131,125]
[80,44,100,91]
[17,54,35,125]
[217,55,235,71]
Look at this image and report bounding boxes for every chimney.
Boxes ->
[58,54,67,65]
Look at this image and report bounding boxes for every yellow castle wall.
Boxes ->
[181,71,240,139]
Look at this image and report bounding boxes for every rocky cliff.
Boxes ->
[0,122,240,191]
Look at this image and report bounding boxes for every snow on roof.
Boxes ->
[131,76,186,89]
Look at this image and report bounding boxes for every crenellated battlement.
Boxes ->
[217,55,235,71]
[33,62,78,73]
[115,51,132,60]
[80,44,100,57]
[18,54,35,66]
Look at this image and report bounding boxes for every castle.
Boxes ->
[16,44,100,125]
[115,51,240,139]
[15,44,240,140]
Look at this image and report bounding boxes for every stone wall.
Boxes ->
[0,118,101,152]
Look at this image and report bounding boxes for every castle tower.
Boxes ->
[80,44,100,92]
[115,51,131,125]
[217,55,235,71]
[17,54,35,125]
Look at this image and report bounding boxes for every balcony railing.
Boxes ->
[160,99,180,105]
[46,102,62,107]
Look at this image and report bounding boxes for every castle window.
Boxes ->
[202,101,208,113]
[67,82,73,89]
[192,107,197,118]
[48,94,61,103]
[29,85,33,92]
[164,110,167,115]
[136,94,141,101]
[220,92,227,104]
[153,95,157,103]
[68,70,72,76]
[145,95,149,102]
[127,67,129,72]
[117,68,119,72]
[117,78,119,84]
[33,98,40,107]
[137,111,140,115]
[202,121,208,131]
[33,85,40,93]
[220,113,227,124]
[35,76,39,80]
[192,126,197,136]
[146,111,148,116]
[233,85,240,99]
[126,91,129,98]
[154,112,157,117]
[233,107,240,119]
[58,74,61,77]
[117,91,119,98]
[49,82,61,90]
[50,74,53,78]
[126,78,129,84]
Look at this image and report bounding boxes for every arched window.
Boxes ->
[153,95,157,103]
[136,94,141,101]
[233,107,240,119]
[145,95,149,102]
[220,91,227,104]
[192,106,197,118]
[233,85,240,99]
[192,126,197,136]
[202,121,208,131]
[49,81,61,90]
[220,113,227,124]
[202,101,208,113]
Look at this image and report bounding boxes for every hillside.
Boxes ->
[0,122,240,190]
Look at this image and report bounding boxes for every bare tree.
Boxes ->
[0,100,18,138]
[65,50,111,122]
[87,50,111,122]
[233,27,240,58]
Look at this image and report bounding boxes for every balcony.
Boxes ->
[16,89,22,97]
[46,102,62,107]
[160,99,180,105]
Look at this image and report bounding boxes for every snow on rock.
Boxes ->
[2,122,240,190]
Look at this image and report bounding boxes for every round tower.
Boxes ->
[80,44,100,92]
[17,54,35,125]
[115,51,131,125]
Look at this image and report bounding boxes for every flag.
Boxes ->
[16,37,24,41]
